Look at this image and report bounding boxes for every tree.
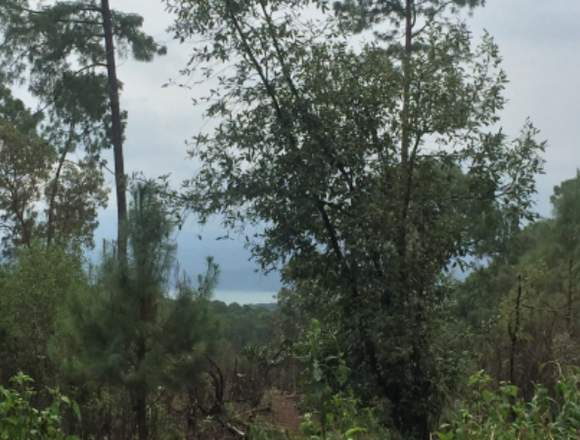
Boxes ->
[54,181,220,440]
[0,119,54,251]
[0,0,166,259]
[551,171,580,260]
[166,0,544,436]
[0,89,107,253]
[0,244,86,385]
[454,173,580,398]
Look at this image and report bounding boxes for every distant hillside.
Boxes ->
[249,303,278,311]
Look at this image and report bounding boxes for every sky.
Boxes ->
[92,0,580,303]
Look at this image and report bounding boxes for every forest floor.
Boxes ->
[269,390,301,433]
[248,389,302,436]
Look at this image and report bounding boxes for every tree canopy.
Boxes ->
[1,1,577,439]
[167,0,544,435]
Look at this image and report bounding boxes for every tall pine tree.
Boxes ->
[55,181,220,440]
[0,0,166,259]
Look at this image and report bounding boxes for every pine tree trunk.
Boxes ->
[136,388,148,440]
[46,139,70,247]
[567,258,574,333]
[509,275,523,385]
[400,0,413,168]
[100,0,128,261]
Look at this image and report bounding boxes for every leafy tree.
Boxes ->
[0,0,166,259]
[0,245,86,385]
[166,0,544,436]
[0,119,54,251]
[0,91,107,253]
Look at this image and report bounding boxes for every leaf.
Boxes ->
[345,426,367,437]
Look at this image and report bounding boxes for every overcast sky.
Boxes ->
[93,0,580,301]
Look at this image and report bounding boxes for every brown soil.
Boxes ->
[269,391,301,434]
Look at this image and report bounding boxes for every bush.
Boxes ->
[437,369,580,439]
[294,320,390,439]
[0,372,79,440]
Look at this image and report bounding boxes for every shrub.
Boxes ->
[0,372,79,440]
[294,320,390,439]
[437,369,580,439]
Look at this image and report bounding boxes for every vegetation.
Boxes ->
[0,373,79,440]
[0,0,577,439]
[438,369,580,439]
[166,0,543,436]
[0,0,165,258]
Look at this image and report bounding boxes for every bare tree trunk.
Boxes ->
[135,387,148,440]
[401,0,413,169]
[46,148,67,247]
[100,0,127,261]
[509,275,523,384]
[46,126,75,247]
[567,258,574,333]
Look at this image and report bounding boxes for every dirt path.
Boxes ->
[269,391,301,434]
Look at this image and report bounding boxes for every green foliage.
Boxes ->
[298,394,390,440]
[168,0,544,434]
[296,320,349,399]
[294,320,389,439]
[0,119,54,250]
[161,261,222,392]
[438,369,580,439]
[454,173,580,393]
[0,89,108,253]
[53,180,223,437]
[0,372,79,440]
[0,0,165,138]
[551,171,580,258]
[0,1,564,438]
[247,424,292,439]
[334,0,484,34]
[0,0,166,257]
[214,302,277,352]
[0,245,87,383]
[0,85,43,135]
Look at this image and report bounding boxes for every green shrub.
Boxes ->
[298,393,390,440]
[437,369,580,439]
[0,372,79,440]
[294,320,390,439]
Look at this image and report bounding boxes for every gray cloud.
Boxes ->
[470,0,580,215]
